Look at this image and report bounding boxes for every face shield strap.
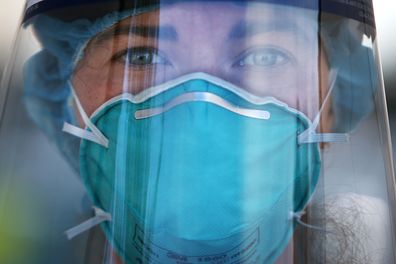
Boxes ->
[65,206,112,240]
[298,68,350,144]
[62,83,109,148]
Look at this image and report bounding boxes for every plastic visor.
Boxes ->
[0,1,395,264]
[23,0,376,28]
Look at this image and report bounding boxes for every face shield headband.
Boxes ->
[24,0,375,29]
[62,70,347,264]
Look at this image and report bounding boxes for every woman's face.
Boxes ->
[72,2,331,127]
[71,3,332,263]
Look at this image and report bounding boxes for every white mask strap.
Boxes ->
[289,210,333,233]
[62,83,109,148]
[298,69,349,144]
[65,206,112,240]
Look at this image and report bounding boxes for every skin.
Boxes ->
[73,2,332,124]
[72,2,333,263]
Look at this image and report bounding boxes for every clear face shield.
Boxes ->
[1,0,395,263]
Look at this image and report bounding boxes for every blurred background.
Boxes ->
[0,1,25,78]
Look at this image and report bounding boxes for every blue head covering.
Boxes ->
[23,8,156,171]
[320,18,379,132]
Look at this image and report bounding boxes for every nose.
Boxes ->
[188,49,221,76]
[176,7,225,75]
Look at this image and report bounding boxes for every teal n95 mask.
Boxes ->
[63,72,346,264]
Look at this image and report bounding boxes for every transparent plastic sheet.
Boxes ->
[0,1,395,264]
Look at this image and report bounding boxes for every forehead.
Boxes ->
[105,2,317,38]
[75,1,323,120]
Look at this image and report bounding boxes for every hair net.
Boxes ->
[23,7,156,172]
[23,5,378,171]
[320,18,378,132]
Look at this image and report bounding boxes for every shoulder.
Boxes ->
[321,193,392,264]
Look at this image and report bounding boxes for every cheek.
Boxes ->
[71,37,136,117]
[72,63,120,118]
[297,74,320,121]
[83,44,114,67]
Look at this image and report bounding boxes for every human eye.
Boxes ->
[112,47,170,68]
[234,47,291,68]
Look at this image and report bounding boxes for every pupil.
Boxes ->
[255,53,276,65]
[132,53,152,65]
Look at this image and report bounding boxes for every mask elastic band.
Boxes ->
[289,211,332,233]
[62,84,109,148]
[63,122,107,146]
[298,69,349,144]
[65,206,112,240]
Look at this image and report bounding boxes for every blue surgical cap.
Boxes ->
[23,8,379,172]
[321,18,379,132]
[24,8,156,172]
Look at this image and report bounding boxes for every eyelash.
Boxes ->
[112,46,292,70]
[112,47,171,68]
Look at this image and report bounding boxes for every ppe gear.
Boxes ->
[64,73,327,263]
[24,7,376,160]
[1,1,396,264]
[24,12,376,171]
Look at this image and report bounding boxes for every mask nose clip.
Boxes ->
[134,92,271,120]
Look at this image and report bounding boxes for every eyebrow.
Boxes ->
[228,20,311,41]
[94,24,178,44]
